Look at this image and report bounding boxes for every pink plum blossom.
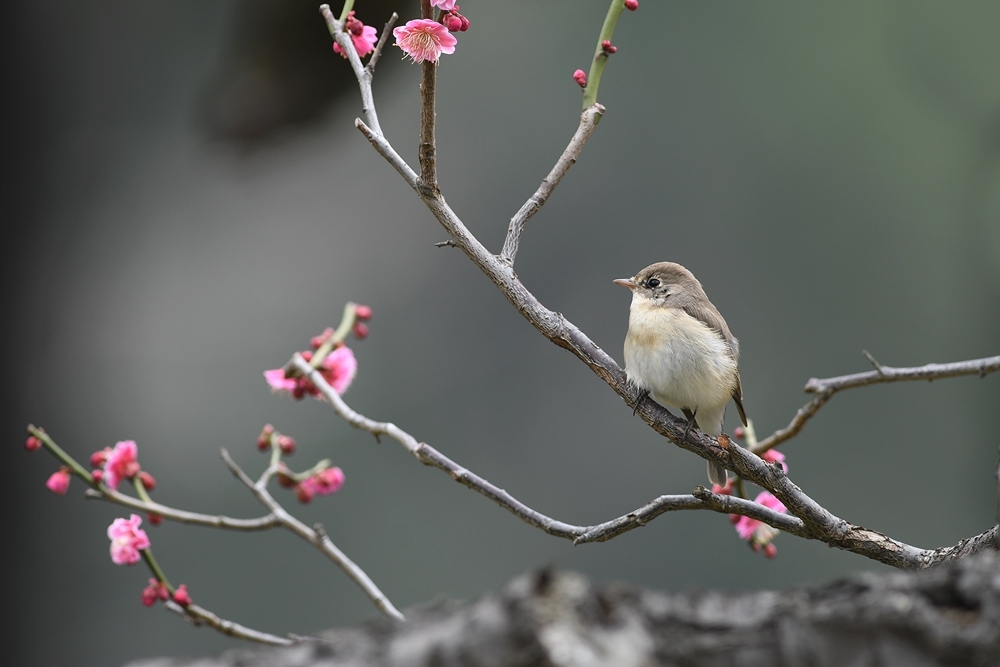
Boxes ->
[103,440,139,490]
[333,24,378,59]
[734,492,786,556]
[295,467,345,504]
[393,19,457,64]
[573,69,588,87]
[307,466,345,496]
[108,514,151,565]
[265,346,357,400]
[431,0,458,9]
[761,448,788,473]
[46,468,71,495]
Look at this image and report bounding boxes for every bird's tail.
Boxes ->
[707,460,728,486]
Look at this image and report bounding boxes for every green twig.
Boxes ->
[582,0,626,108]
[27,425,97,487]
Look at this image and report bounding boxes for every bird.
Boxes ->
[615,262,747,485]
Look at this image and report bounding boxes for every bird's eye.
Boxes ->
[647,278,661,288]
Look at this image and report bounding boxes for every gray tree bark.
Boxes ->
[128,548,1000,667]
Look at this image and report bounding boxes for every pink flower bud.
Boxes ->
[276,466,296,488]
[352,322,369,339]
[346,12,364,36]
[444,14,463,32]
[295,482,314,504]
[764,543,777,559]
[172,584,192,606]
[601,40,617,54]
[459,15,470,31]
[91,469,103,483]
[25,435,42,451]
[301,350,313,362]
[147,512,162,526]
[573,69,588,87]
[139,471,156,491]
[257,424,274,450]
[733,426,744,439]
[729,513,740,525]
[277,435,296,454]
[46,468,71,495]
[354,304,373,320]
[625,0,639,10]
[142,578,165,606]
[90,448,110,467]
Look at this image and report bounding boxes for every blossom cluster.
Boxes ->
[712,442,790,558]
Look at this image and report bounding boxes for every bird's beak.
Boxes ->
[613,278,637,291]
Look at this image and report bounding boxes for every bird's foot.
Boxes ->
[633,389,649,416]
[681,408,698,441]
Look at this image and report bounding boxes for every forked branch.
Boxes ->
[752,354,1000,455]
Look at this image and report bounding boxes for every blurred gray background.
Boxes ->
[4,1,1000,665]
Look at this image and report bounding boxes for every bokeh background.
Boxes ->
[5,1,1000,665]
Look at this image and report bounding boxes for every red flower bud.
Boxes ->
[729,513,740,525]
[257,424,274,450]
[295,482,314,504]
[352,322,369,339]
[276,471,296,488]
[301,350,313,362]
[625,0,639,10]
[25,435,42,452]
[354,304,373,321]
[444,14,463,31]
[573,69,588,88]
[90,448,110,467]
[123,461,140,479]
[172,584,192,606]
[139,471,156,491]
[733,426,745,439]
[91,469,104,483]
[601,40,617,54]
[764,543,777,559]
[277,435,296,454]
[148,512,162,526]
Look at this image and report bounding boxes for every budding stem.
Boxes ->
[583,0,627,109]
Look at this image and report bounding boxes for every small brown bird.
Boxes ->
[615,262,747,485]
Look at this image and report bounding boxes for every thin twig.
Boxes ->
[499,104,605,266]
[84,488,279,530]
[804,355,1000,394]
[434,240,457,248]
[366,12,398,75]
[219,448,405,621]
[164,600,296,646]
[417,65,437,193]
[753,354,1000,455]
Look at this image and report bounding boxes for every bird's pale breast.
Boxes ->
[623,301,738,415]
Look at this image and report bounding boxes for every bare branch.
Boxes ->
[332,20,998,569]
[164,600,296,646]
[499,104,604,266]
[418,62,437,194]
[752,354,1000,455]
[84,488,278,530]
[804,354,1000,394]
[220,448,405,622]
[366,12,398,75]
[289,356,996,567]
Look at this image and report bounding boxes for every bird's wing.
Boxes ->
[683,304,748,427]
